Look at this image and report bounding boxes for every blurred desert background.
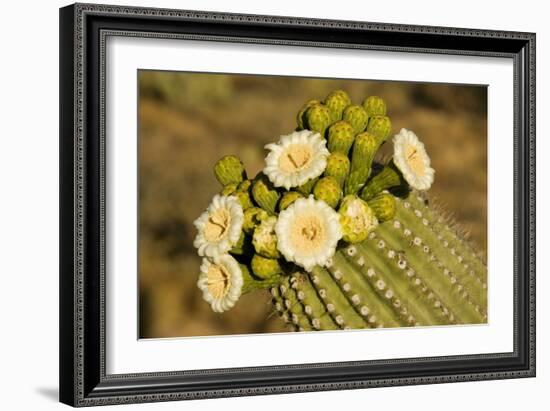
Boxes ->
[138,71,487,339]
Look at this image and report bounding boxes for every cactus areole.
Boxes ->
[193,90,487,329]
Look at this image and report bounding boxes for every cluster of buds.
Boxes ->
[193,90,435,313]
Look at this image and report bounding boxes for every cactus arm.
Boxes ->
[270,286,298,331]
[375,222,485,324]
[278,277,314,331]
[309,266,369,329]
[351,242,453,326]
[406,195,488,286]
[290,272,339,330]
[394,197,487,312]
[361,228,460,324]
[329,252,401,327]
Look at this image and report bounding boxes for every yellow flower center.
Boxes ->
[290,213,326,254]
[206,263,231,299]
[405,145,425,175]
[278,144,313,173]
[204,208,231,242]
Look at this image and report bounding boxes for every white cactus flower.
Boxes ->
[197,255,243,313]
[193,195,244,259]
[393,128,435,191]
[264,130,329,190]
[275,196,342,272]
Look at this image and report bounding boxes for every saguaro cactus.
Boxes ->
[193,90,487,331]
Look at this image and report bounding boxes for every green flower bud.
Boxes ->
[362,96,387,117]
[241,262,282,293]
[367,192,397,222]
[251,173,280,215]
[313,176,342,209]
[220,183,238,196]
[296,99,320,129]
[243,207,269,234]
[214,155,246,186]
[343,105,369,135]
[367,115,392,145]
[350,132,379,175]
[338,195,378,243]
[327,121,355,155]
[251,254,283,280]
[344,132,379,195]
[252,216,280,258]
[344,170,367,196]
[296,177,318,196]
[305,103,331,136]
[234,190,254,210]
[279,191,303,211]
[360,162,405,201]
[237,179,252,192]
[324,89,351,123]
[324,152,350,189]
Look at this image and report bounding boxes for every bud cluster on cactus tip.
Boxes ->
[193,88,486,332]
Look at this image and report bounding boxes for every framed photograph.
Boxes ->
[59,3,535,407]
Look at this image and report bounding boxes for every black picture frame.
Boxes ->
[59,3,536,407]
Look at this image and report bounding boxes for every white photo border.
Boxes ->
[105,36,514,375]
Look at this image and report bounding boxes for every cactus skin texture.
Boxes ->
[270,192,487,331]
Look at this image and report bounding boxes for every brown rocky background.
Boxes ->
[138,71,487,338]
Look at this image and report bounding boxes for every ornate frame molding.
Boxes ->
[59,3,535,407]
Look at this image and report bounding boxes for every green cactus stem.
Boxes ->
[360,162,405,201]
[362,96,387,117]
[342,105,369,135]
[305,103,332,136]
[313,176,342,208]
[367,115,392,145]
[251,173,280,215]
[324,152,351,189]
[324,90,351,123]
[327,121,355,156]
[214,155,246,186]
[267,192,486,330]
